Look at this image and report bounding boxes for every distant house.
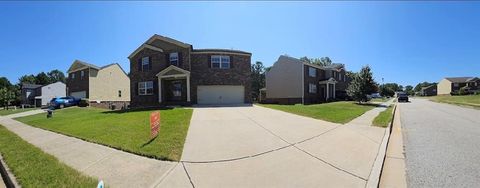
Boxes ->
[420,84,437,96]
[20,83,42,106]
[263,55,349,104]
[437,77,480,95]
[21,82,66,107]
[66,60,130,109]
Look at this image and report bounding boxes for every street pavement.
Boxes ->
[400,98,480,187]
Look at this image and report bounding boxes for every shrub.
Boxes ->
[78,99,89,107]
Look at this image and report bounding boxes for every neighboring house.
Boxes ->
[20,83,42,106]
[437,77,480,95]
[128,34,251,107]
[263,55,349,104]
[420,84,437,96]
[34,82,66,106]
[66,60,131,109]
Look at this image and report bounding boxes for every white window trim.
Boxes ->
[169,52,179,66]
[211,55,230,69]
[138,81,154,95]
[71,73,75,79]
[81,70,85,79]
[141,57,150,71]
[309,83,317,94]
[309,67,316,77]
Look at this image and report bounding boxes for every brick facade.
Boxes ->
[129,35,252,107]
[66,68,89,98]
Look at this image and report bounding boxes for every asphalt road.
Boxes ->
[400,98,480,187]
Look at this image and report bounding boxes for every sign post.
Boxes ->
[150,111,160,138]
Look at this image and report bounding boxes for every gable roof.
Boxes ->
[445,77,476,83]
[192,49,251,56]
[421,84,436,90]
[100,63,129,77]
[128,34,192,59]
[67,60,100,73]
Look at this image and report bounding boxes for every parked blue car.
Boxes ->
[49,96,80,109]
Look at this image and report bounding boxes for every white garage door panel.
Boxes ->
[197,85,244,105]
[70,91,86,99]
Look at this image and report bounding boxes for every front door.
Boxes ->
[166,80,184,102]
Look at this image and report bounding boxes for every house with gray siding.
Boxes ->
[34,81,66,106]
[264,55,350,104]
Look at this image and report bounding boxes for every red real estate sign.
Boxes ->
[150,111,160,138]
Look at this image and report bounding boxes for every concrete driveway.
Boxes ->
[159,104,389,187]
[400,98,480,187]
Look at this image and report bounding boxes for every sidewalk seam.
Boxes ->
[181,162,195,188]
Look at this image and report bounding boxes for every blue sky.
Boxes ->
[1,1,479,86]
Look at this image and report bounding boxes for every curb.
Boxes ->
[366,105,397,188]
[0,154,20,188]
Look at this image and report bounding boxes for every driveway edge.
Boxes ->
[365,105,396,188]
[0,153,20,188]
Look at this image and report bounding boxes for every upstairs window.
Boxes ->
[309,83,317,94]
[169,52,179,66]
[118,90,122,97]
[308,67,316,77]
[81,70,85,79]
[71,73,75,79]
[138,81,154,95]
[211,55,230,69]
[141,57,150,71]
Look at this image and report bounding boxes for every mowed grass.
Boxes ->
[259,101,376,124]
[430,95,480,108]
[0,108,38,116]
[16,107,193,161]
[0,125,98,187]
[372,105,394,127]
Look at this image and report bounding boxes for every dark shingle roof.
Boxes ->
[193,49,251,55]
[22,83,42,89]
[445,77,475,83]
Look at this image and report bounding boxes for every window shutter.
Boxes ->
[135,82,139,95]
[178,52,182,67]
[208,55,211,68]
[138,58,142,71]
[165,53,170,66]
[148,57,152,70]
[229,55,233,68]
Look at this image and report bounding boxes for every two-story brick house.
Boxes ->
[264,55,349,104]
[128,34,251,107]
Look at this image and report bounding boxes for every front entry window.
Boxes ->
[172,81,182,97]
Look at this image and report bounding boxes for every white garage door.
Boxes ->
[197,85,244,105]
[70,91,86,99]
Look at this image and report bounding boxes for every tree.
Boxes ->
[405,85,414,96]
[251,61,266,101]
[0,77,12,89]
[300,56,333,66]
[18,74,36,84]
[0,87,15,109]
[346,65,378,103]
[47,69,66,83]
[35,72,51,85]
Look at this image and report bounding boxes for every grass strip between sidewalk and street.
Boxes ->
[372,105,394,127]
[259,101,376,124]
[0,125,98,187]
[429,95,480,108]
[0,108,38,116]
[15,107,193,161]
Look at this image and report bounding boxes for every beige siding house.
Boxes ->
[265,56,303,100]
[437,77,480,95]
[66,60,130,109]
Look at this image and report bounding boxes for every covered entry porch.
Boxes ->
[319,78,337,101]
[156,65,191,105]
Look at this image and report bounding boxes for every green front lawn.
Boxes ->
[259,101,376,124]
[372,105,394,127]
[0,108,38,116]
[16,107,193,161]
[371,97,389,103]
[430,95,480,108]
[0,125,98,187]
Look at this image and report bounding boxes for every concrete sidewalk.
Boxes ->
[0,111,176,188]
